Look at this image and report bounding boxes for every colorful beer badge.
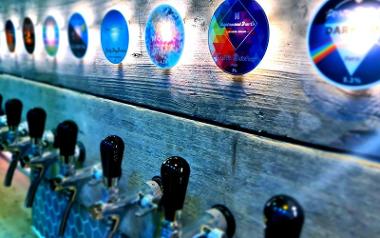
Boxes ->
[308,0,380,90]
[43,16,59,57]
[209,0,270,75]
[23,17,35,54]
[101,10,129,64]
[5,20,16,53]
[68,13,88,59]
[145,4,185,69]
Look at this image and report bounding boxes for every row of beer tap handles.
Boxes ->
[0,95,305,238]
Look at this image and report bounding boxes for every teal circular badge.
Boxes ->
[68,13,88,59]
[308,0,380,90]
[145,4,185,69]
[43,16,59,57]
[101,10,129,64]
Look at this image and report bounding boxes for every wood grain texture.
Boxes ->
[0,74,379,238]
[0,158,34,238]
[0,0,379,159]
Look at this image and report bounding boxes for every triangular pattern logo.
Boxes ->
[326,8,380,75]
[219,0,257,50]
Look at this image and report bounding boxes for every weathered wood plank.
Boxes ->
[0,0,379,159]
[0,158,34,238]
[0,74,379,238]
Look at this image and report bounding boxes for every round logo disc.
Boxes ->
[101,10,129,64]
[208,0,270,75]
[23,17,35,54]
[68,13,88,59]
[145,4,185,69]
[308,0,380,90]
[5,20,16,53]
[43,16,59,57]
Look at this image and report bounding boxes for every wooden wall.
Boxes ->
[0,0,380,160]
[0,75,379,238]
[0,0,380,237]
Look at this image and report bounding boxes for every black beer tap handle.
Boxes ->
[56,120,78,159]
[100,135,125,187]
[264,195,304,238]
[212,204,236,238]
[161,156,190,222]
[27,107,47,140]
[5,99,23,128]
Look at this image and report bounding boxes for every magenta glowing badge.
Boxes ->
[43,16,59,57]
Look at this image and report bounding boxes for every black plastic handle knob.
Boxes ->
[161,156,190,222]
[5,99,23,128]
[264,195,304,238]
[100,135,125,181]
[56,120,78,157]
[212,204,236,238]
[27,107,47,139]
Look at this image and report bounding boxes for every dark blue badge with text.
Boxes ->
[209,0,270,75]
[308,0,380,90]
[68,13,88,59]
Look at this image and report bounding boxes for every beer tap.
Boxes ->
[48,120,86,237]
[178,205,236,238]
[22,107,60,208]
[160,156,191,238]
[92,135,126,238]
[263,195,304,238]
[3,99,29,187]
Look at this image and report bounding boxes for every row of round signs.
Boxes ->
[3,0,380,91]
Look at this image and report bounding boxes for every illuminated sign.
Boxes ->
[101,10,129,64]
[5,20,16,53]
[308,0,380,90]
[43,16,59,57]
[23,17,35,54]
[145,4,185,69]
[208,0,270,75]
[68,13,88,59]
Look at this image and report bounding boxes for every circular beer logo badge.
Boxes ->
[145,4,185,69]
[23,17,35,54]
[43,16,59,57]
[101,10,129,64]
[68,13,88,59]
[308,0,380,90]
[208,0,270,75]
[5,20,16,53]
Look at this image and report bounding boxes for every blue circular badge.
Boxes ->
[5,20,16,53]
[101,10,129,64]
[145,4,185,69]
[308,0,380,90]
[208,0,270,75]
[43,16,59,57]
[68,13,88,59]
